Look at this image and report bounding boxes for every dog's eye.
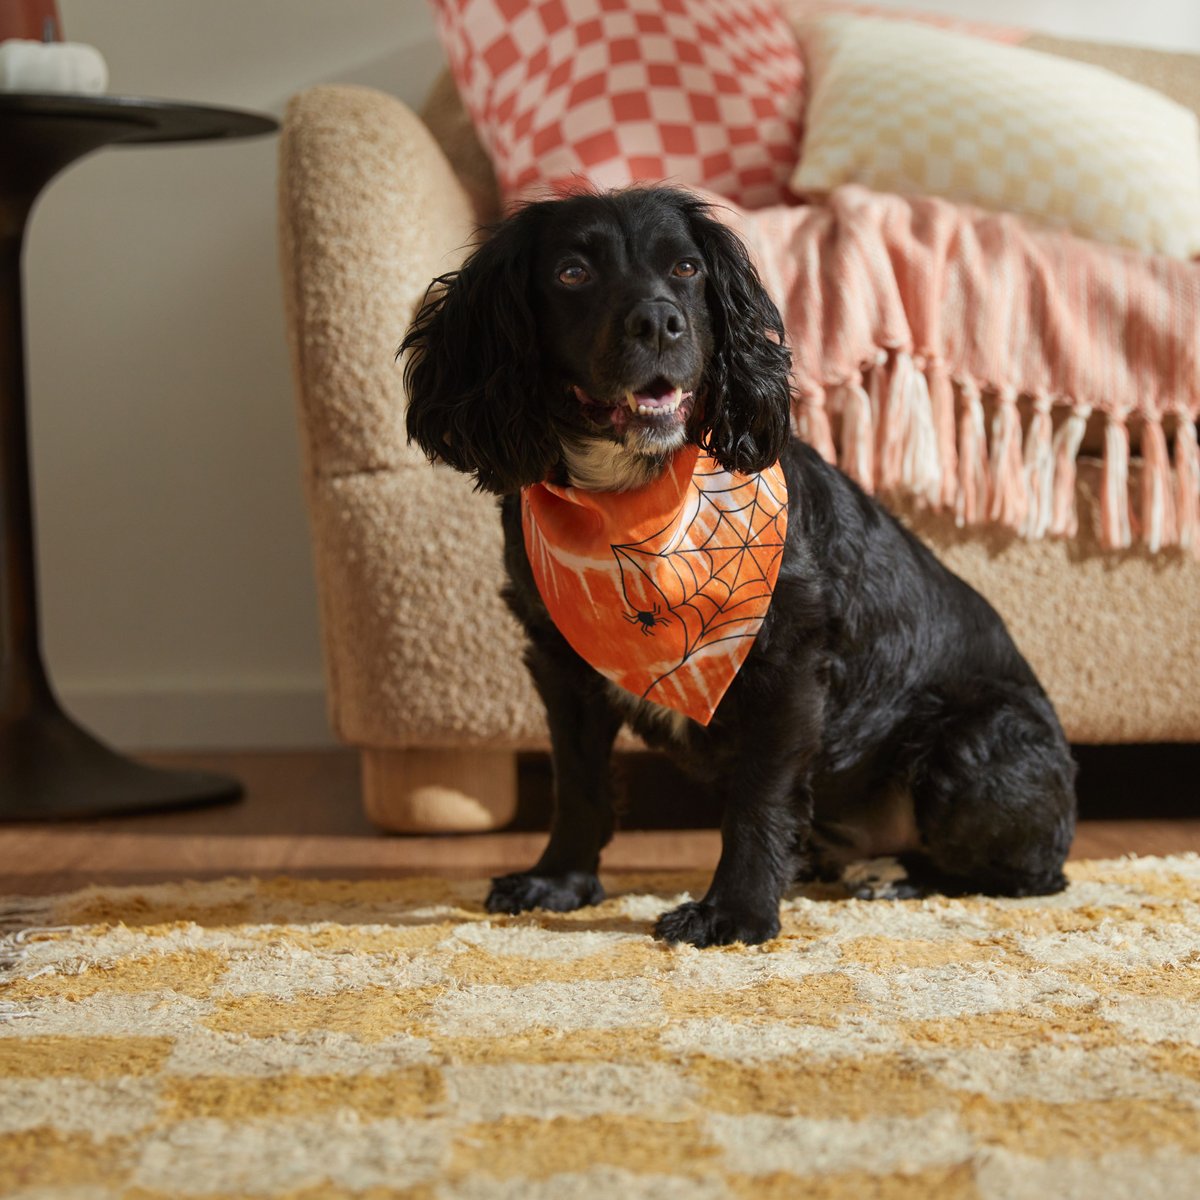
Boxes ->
[672,260,700,278]
[558,264,590,286]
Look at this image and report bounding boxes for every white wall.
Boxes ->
[31,1,443,749]
[27,2,1200,751]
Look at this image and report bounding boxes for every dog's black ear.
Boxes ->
[399,209,559,494]
[682,198,793,475]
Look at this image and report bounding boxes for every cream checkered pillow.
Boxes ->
[791,16,1200,259]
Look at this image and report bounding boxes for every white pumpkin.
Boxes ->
[0,39,108,95]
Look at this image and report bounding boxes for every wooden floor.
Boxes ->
[1,748,1198,896]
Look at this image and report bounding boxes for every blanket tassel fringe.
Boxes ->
[797,351,1200,557]
[1176,409,1200,553]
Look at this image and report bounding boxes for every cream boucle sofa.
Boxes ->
[278,38,1200,833]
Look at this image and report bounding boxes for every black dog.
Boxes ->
[401,187,1076,948]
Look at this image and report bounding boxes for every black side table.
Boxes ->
[1,94,277,819]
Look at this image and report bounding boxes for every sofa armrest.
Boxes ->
[278,84,477,479]
[278,84,546,756]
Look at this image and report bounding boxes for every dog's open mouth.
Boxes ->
[624,377,689,418]
[573,378,695,433]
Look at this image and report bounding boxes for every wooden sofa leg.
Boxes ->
[360,748,518,833]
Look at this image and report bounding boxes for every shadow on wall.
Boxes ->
[292,34,445,110]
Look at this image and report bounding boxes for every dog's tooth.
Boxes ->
[625,390,638,413]
[672,386,683,408]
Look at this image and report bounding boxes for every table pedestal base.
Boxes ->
[0,96,276,823]
[0,707,242,821]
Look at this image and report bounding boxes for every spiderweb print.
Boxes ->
[612,465,787,705]
[521,449,788,725]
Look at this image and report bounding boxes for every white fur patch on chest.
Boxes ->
[561,438,661,493]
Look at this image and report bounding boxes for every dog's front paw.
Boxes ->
[654,899,780,948]
[486,871,605,915]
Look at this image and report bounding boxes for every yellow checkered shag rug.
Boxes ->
[2,856,1200,1200]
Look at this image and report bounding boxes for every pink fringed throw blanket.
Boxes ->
[722,185,1200,554]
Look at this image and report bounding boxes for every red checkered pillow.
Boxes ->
[430,0,806,208]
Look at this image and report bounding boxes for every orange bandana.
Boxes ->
[521,446,788,725]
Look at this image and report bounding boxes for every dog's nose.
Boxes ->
[624,300,686,352]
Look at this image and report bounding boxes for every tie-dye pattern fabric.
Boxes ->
[522,446,787,724]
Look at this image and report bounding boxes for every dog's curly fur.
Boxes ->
[400,187,1077,948]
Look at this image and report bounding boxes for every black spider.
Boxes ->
[623,602,670,636]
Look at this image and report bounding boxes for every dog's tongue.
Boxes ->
[626,381,684,413]
[634,381,675,404]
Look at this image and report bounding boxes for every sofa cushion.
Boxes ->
[791,15,1200,259]
[429,0,805,208]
